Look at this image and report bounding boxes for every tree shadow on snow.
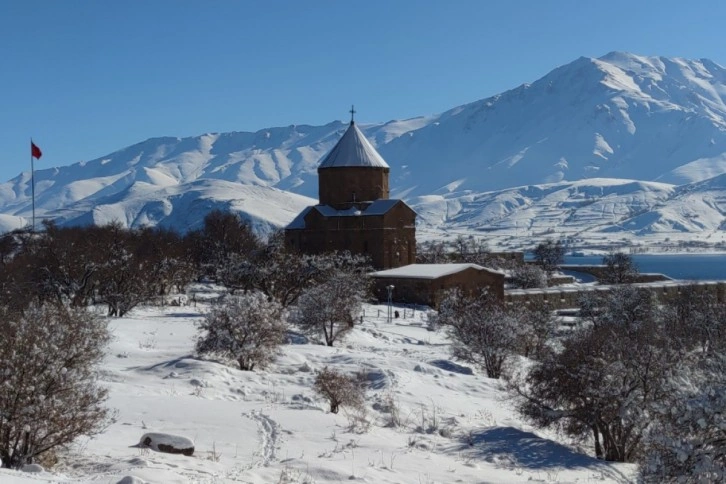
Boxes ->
[286,330,309,345]
[452,426,632,481]
[128,355,206,372]
[159,312,202,318]
[428,359,473,375]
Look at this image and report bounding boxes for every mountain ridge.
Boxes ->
[4,52,726,249]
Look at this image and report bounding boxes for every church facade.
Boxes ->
[285,118,416,269]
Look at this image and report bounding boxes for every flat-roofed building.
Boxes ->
[370,263,505,307]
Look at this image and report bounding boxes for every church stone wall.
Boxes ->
[381,204,416,268]
[284,202,416,269]
[319,167,389,208]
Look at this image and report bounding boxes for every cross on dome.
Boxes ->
[317,111,389,168]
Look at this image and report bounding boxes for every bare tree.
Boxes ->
[662,286,726,355]
[432,289,519,378]
[416,240,448,264]
[510,285,679,462]
[196,293,287,371]
[136,226,195,297]
[450,235,490,265]
[600,251,639,284]
[95,223,155,317]
[240,236,372,308]
[0,231,20,267]
[533,239,565,274]
[511,299,556,359]
[187,209,262,280]
[0,303,111,469]
[291,271,368,346]
[313,367,365,414]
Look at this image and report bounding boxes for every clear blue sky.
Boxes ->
[2,0,726,182]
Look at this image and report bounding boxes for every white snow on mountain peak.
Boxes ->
[3,52,726,246]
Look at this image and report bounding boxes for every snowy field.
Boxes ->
[1,297,636,484]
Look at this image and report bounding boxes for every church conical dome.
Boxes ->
[285,109,416,270]
[318,121,389,169]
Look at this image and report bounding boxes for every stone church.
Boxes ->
[285,115,416,269]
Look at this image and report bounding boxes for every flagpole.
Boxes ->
[30,138,35,231]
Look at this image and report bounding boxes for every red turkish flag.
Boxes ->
[31,141,42,159]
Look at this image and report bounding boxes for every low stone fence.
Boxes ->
[559,264,671,283]
[505,280,726,310]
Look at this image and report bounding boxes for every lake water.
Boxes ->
[562,254,726,281]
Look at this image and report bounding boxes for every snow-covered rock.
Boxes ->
[137,433,194,456]
[116,476,146,484]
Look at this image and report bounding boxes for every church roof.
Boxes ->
[370,264,506,280]
[285,199,412,230]
[318,122,389,169]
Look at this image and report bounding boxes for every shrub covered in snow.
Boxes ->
[313,367,365,414]
[510,263,548,289]
[291,271,368,347]
[0,303,111,469]
[432,288,521,379]
[641,370,726,481]
[196,292,287,371]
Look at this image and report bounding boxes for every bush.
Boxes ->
[510,264,547,289]
[196,293,287,371]
[432,289,519,379]
[0,304,111,469]
[640,357,726,481]
[291,272,368,346]
[313,367,365,414]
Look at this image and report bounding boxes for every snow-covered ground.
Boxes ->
[1,296,636,483]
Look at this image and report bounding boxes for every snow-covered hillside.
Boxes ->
[0,298,636,483]
[4,52,726,240]
[45,179,316,236]
[412,177,726,251]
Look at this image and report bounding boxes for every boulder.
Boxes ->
[137,432,194,456]
[117,477,147,484]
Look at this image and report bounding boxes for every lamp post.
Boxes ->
[386,284,395,323]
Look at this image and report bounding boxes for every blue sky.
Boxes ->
[2,0,726,182]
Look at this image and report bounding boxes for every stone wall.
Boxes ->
[285,202,416,269]
[559,264,671,283]
[505,280,726,310]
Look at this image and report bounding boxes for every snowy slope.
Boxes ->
[0,300,636,483]
[411,176,726,250]
[45,179,316,235]
[4,52,726,239]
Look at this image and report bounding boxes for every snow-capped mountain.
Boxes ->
[4,51,726,244]
[0,180,316,237]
